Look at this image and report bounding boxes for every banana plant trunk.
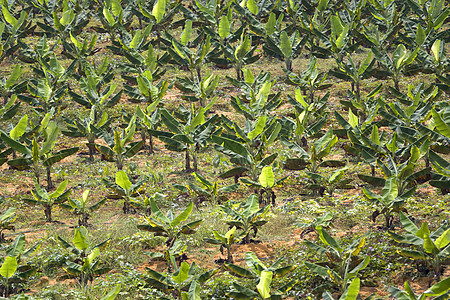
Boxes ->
[236,66,243,81]
[356,82,361,100]
[122,200,131,214]
[385,212,392,229]
[192,151,197,172]
[47,166,53,190]
[117,155,123,170]
[434,256,441,281]
[185,150,191,172]
[227,245,233,263]
[196,67,202,83]
[87,142,96,161]
[44,204,52,222]
[79,214,89,227]
[285,58,292,72]
[185,148,198,172]
[148,135,154,154]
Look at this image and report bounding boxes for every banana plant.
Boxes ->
[225,252,297,299]
[372,44,419,91]
[220,194,270,244]
[135,101,161,154]
[0,6,34,62]
[282,128,342,174]
[146,240,188,274]
[93,0,129,42]
[297,212,334,239]
[62,32,99,75]
[0,65,27,106]
[0,95,20,121]
[282,88,328,144]
[265,29,305,72]
[290,3,331,59]
[398,0,449,49]
[334,109,378,158]
[413,39,448,79]
[0,116,79,189]
[23,179,71,222]
[213,115,281,182]
[137,199,202,249]
[0,207,15,242]
[102,170,147,214]
[229,1,268,37]
[58,226,111,288]
[306,166,354,197]
[389,277,450,300]
[124,69,169,104]
[17,31,56,64]
[429,150,450,195]
[138,0,182,46]
[388,212,450,280]
[204,226,244,263]
[69,70,122,122]
[62,107,111,161]
[226,69,282,120]
[214,31,260,80]
[95,118,144,170]
[363,176,414,229]
[0,111,28,163]
[285,56,332,103]
[36,0,90,42]
[359,145,430,198]
[174,171,239,204]
[62,189,107,227]
[145,261,218,300]
[377,83,436,132]
[327,13,352,61]
[130,192,165,216]
[338,84,383,132]
[119,42,167,82]
[0,234,39,297]
[190,0,233,28]
[239,165,288,206]
[359,5,401,56]
[322,278,365,300]
[175,69,219,109]
[157,104,218,172]
[115,23,153,55]
[305,226,370,294]
[329,51,375,101]
[164,21,212,82]
[19,45,76,114]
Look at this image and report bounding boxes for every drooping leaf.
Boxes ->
[247,0,258,14]
[257,270,273,299]
[280,31,292,59]
[219,16,230,40]
[259,166,275,188]
[115,170,132,191]
[0,256,17,279]
[340,278,360,300]
[171,202,193,227]
[73,226,88,251]
[152,0,166,23]
[188,280,201,300]
[100,284,121,300]
[9,114,28,140]
[180,20,192,46]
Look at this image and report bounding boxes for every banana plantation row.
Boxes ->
[0,0,449,299]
